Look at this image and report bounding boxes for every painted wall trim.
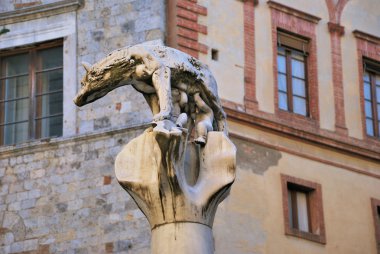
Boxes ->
[0,0,83,26]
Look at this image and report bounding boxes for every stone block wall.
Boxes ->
[76,0,166,135]
[0,126,151,254]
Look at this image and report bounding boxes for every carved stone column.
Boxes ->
[115,127,236,253]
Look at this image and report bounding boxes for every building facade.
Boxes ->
[0,0,379,253]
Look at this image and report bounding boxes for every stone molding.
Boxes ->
[353,30,380,45]
[0,123,149,160]
[267,0,321,24]
[327,22,345,36]
[0,0,84,26]
[223,104,380,161]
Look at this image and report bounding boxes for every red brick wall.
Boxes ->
[167,0,208,58]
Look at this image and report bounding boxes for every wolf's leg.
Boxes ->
[152,66,172,122]
[194,93,213,145]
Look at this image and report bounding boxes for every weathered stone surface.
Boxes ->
[0,127,151,253]
[115,130,236,253]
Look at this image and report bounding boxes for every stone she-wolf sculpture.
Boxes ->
[74,43,236,254]
[74,43,227,145]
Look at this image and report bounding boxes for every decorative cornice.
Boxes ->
[223,106,380,161]
[0,123,149,159]
[328,22,345,36]
[0,0,83,26]
[353,30,380,45]
[267,0,321,24]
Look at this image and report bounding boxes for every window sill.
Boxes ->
[276,109,318,128]
[285,228,326,244]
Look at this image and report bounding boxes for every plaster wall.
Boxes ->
[198,0,245,105]
[341,0,380,139]
[315,22,335,131]
[213,120,380,254]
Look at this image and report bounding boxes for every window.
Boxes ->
[277,31,309,116]
[281,174,326,244]
[363,59,380,138]
[0,40,63,146]
[372,198,380,254]
[288,185,311,232]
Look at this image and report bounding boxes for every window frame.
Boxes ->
[281,174,326,244]
[0,39,63,146]
[277,38,310,116]
[363,59,380,138]
[372,198,380,254]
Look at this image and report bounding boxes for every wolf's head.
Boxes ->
[74,53,138,106]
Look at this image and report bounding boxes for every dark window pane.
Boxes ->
[37,115,63,138]
[36,69,63,94]
[37,46,63,70]
[279,91,288,111]
[378,104,380,120]
[36,93,63,118]
[365,100,373,118]
[376,86,380,103]
[291,58,305,79]
[293,97,307,116]
[4,121,28,145]
[277,54,286,73]
[364,82,371,100]
[2,98,29,124]
[1,76,29,101]
[376,75,380,86]
[366,118,374,136]
[292,78,306,97]
[1,53,29,77]
[278,73,287,92]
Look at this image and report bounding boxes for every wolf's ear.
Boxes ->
[82,62,92,73]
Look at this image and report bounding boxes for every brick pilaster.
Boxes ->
[243,0,258,113]
[328,23,347,134]
[325,0,350,135]
[167,0,208,58]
